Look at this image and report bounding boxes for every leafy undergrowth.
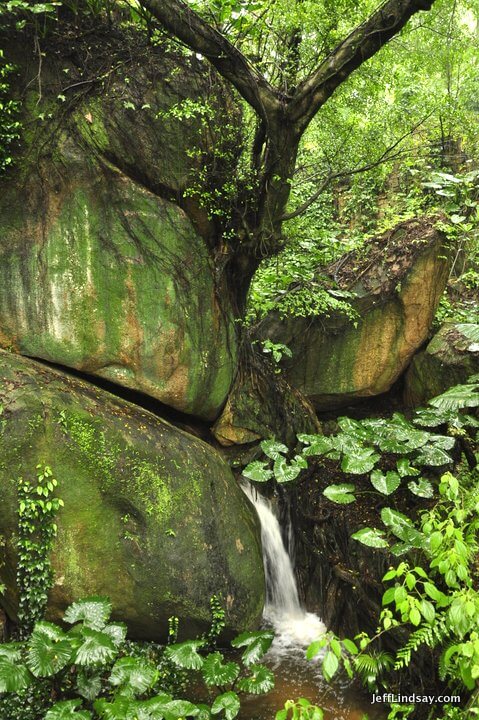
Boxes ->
[0,597,276,720]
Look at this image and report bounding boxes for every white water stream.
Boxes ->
[242,483,325,655]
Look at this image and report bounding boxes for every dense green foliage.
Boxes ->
[0,597,276,719]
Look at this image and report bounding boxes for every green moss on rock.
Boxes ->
[0,351,265,640]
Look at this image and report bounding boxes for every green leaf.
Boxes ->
[323,484,356,504]
[77,669,103,701]
[45,700,92,720]
[0,656,32,693]
[322,650,339,682]
[337,417,371,440]
[420,599,435,623]
[273,456,302,483]
[74,628,117,666]
[201,653,240,686]
[164,640,205,670]
[409,607,421,626]
[351,527,389,548]
[415,445,452,467]
[396,459,420,477]
[381,507,423,547]
[341,448,379,475]
[408,478,434,498]
[237,664,274,694]
[230,630,274,666]
[211,691,241,720]
[103,624,127,648]
[260,439,288,460]
[429,383,479,413]
[242,461,273,483]
[27,622,72,677]
[63,597,112,629]
[298,435,335,457]
[161,700,200,718]
[306,638,327,660]
[109,657,159,698]
[342,639,359,655]
[370,470,401,495]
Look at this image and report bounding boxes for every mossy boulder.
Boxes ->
[0,351,265,639]
[0,29,238,420]
[405,323,479,405]
[213,353,321,446]
[259,218,450,411]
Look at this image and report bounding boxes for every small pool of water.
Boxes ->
[228,484,387,720]
[236,645,386,720]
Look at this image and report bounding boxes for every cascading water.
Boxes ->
[238,484,385,719]
[241,483,325,654]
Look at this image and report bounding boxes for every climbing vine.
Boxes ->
[16,464,63,635]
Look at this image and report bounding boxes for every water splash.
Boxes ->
[242,483,325,655]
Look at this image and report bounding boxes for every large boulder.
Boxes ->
[0,29,238,420]
[259,218,450,411]
[405,323,479,405]
[0,351,265,640]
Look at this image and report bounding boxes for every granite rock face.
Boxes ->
[0,351,265,640]
[260,219,451,410]
[0,36,238,420]
[405,323,479,405]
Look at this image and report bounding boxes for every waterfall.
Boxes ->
[242,483,326,653]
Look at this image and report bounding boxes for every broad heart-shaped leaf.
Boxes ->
[63,596,112,629]
[123,694,173,720]
[260,439,288,460]
[298,434,335,458]
[103,623,127,648]
[390,542,415,556]
[413,407,450,428]
[237,664,274,695]
[77,668,103,701]
[429,383,479,412]
[351,527,389,548]
[381,508,423,548]
[242,461,273,483]
[74,627,118,666]
[195,704,212,720]
[0,656,32,693]
[45,700,92,720]
[337,417,372,440]
[273,456,302,483]
[370,470,401,496]
[27,621,73,677]
[94,697,146,720]
[109,657,159,697]
[201,652,240,686]
[323,484,356,504]
[164,640,205,669]
[396,459,420,477]
[159,700,200,719]
[211,691,241,720]
[408,478,434,499]
[231,630,274,666]
[0,642,23,661]
[341,448,379,475]
[415,445,452,467]
[429,434,456,451]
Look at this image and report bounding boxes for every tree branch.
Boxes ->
[280,111,433,222]
[139,0,280,123]
[288,0,437,130]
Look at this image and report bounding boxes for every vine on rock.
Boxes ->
[16,464,63,636]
